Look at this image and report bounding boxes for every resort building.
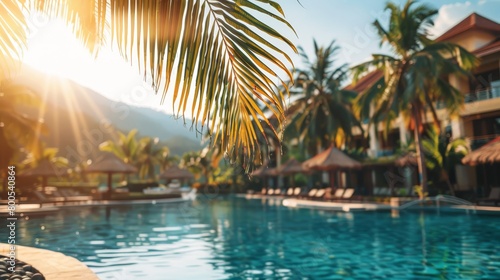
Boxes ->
[348,13,500,193]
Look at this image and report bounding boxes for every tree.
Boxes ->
[287,40,361,156]
[1,0,296,166]
[422,127,470,195]
[136,137,161,180]
[99,129,141,165]
[0,79,45,173]
[21,145,69,169]
[353,0,476,192]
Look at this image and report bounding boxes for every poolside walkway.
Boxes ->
[0,196,191,217]
[0,243,98,280]
[241,193,500,214]
[282,198,392,211]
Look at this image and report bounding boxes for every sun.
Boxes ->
[23,20,96,78]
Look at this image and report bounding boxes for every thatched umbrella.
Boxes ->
[18,158,69,188]
[86,152,137,199]
[159,165,194,180]
[251,163,279,190]
[303,146,361,188]
[278,158,306,187]
[462,137,500,165]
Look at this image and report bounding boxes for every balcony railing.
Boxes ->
[435,86,500,109]
[464,86,500,103]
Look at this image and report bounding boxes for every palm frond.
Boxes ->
[3,0,297,165]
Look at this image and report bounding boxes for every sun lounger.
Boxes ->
[476,187,500,206]
[342,188,355,200]
[286,188,294,196]
[274,189,282,195]
[268,189,275,195]
[332,188,345,200]
[313,189,326,200]
[58,189,93,202]
[261,188,267,195]
[293,187,302,196]
[32,190,66,205]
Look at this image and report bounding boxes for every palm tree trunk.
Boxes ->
[412,103,428,194]
[445,178,455,196]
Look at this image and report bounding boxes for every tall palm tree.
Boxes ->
[0,79,45,173]
[287,40,361,156]
[353,0,477,192]
[1,0,297,165]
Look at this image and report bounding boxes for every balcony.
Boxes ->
[464,86,500,103]
[435,86,500,110]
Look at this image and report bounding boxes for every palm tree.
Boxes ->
[352,0,477,192]
[0,79,45,173]
[136,137,161,180]
[287,40,361,156]
[21,145,69,169]
[99,129,141,166]
[1,0,297,165]
[156,146,178,172]
[423,127,470,195]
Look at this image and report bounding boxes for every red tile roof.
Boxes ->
[344,70,383,93]
[473,38,500,57]
[436,13,500,42]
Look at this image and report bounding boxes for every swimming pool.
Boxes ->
[10,197,500,279]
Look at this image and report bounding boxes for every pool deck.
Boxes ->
[0,243,98,280]
[0,196,190,217]
[239,194,500,214]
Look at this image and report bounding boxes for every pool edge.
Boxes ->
[0,243,99,280]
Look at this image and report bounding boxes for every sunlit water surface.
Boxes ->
[7,197,500,279]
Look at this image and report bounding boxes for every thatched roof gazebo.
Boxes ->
[462,137,500,165]
[159,165,194,180]
[303,146,362,171]
[303,146,361,188]
[278,158,307,187]
[19,158,69,188]
[86,152,137,199]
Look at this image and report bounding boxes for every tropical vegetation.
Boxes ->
[286,40,361,157]
[0,0,297,170]
[0,79,45,173]
[352,0,477,192]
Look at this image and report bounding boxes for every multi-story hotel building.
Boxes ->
[348,13,500,193]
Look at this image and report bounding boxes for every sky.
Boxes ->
[22,0,500,115]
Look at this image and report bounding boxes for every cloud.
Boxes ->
[430,1,474,39]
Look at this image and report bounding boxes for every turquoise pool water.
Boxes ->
[9,197,500,279]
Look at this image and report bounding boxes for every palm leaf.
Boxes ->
[2,0,297,165]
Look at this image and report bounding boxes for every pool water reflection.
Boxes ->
[11,198,500,279]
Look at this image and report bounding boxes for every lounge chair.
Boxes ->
[32,190,66,205]
[268,189,275,195]
[331,188,345,200]
[274,189,282,196]
[341,188,355,200]
[286,188,294,196]
[261,188,267,195]
[476,187,500,206]
[313,189,326,200]
[307,189,318,198]
[58,189,93,203]
[293,187,302,196]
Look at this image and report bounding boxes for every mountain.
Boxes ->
[13,66,204,163]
